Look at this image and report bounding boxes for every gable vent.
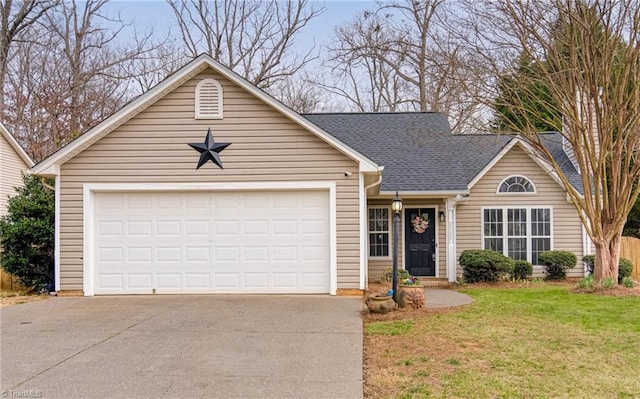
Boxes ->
[195,78,223,119]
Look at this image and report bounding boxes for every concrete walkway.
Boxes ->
[1,295,363,399]
[424,288,474,308]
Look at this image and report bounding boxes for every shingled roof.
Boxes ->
[302,112,582,194]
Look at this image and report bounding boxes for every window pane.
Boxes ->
[369,208,390,257]
[507,209,526,236]
[498,176,535,193]
[484,209,503,237]
[485,238,503,252]
[508,238,527,260]
[531,238,551,265]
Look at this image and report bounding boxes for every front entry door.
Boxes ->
[405,208,436,276]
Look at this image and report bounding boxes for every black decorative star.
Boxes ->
[188,128,231,169]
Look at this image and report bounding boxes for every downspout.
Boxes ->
[40,177,55,191]
[364,173,383,192]
[360,170,384,290]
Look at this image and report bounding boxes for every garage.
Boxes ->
[89,189,331,295]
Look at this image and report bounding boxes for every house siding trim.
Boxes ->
[0,122,34,167]
[359,172,366,289]
[54,176,61,291]
[82,181,338,296]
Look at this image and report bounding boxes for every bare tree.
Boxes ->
[322,0,487,133]
[166,0,323,90]
[3,0,167,160]
[320,11,410,112]
[123,40,186,92]
[473,0,640,282]
[0,0,57,108]
[269,72,327,114]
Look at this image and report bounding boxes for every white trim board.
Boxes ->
[1,122,34,167]
[82,181,338,296]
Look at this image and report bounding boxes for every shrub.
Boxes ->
[618,258,633,283]
[513,260,533,280]
[576,275,594,290]
[459,250,515,283]
[622,277,635,288]
[0,175,55,291]
[380,268,411,283]
[582,255,634,283]
[601,277,616,289]
[538,251,577,280]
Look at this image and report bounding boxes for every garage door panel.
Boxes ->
[93,190,330,294]
[157,273,181,289]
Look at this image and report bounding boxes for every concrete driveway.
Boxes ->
[1,295,363,398]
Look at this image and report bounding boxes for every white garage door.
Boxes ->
[92,190,330,294]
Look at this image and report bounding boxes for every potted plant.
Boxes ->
[398,275,425,309]
[366,291,397,314]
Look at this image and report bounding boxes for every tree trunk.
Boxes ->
[593,236,620,283]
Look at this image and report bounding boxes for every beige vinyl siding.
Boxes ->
[456,144,585,278]
[0,134,29,217]
[58,69,361,291]
[366,198,447,282]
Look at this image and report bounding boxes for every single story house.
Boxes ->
[31,55,591,296]
[1,122,34,216]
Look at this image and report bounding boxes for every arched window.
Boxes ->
[195,78,223,119]
[497,175,536,193]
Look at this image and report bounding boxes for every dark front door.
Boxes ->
[405,208,436,276]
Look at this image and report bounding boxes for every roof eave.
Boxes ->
[376,190,469,198]
[1,122,34,167]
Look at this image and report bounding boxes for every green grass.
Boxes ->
[366,320,415,336]
[364,286,640,399]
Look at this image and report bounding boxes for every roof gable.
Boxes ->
[32,55,379,176]
[468,136,584,195]
[1,122,34,167]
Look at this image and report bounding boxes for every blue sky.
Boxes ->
[105,1,376,52]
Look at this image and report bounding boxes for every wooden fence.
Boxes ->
[0,269,25,292]
[620,236,640,281]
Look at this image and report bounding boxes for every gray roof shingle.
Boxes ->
[302,112,583,194]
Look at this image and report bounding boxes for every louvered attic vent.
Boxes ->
[195,78,223,119]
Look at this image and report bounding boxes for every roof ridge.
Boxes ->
[302,111,441,116]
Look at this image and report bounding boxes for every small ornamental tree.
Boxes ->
[0,174,55,290]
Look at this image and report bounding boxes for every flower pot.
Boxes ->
[398,285,425,309]
[366,294,397,314]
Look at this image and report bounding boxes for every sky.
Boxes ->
[104,1,376,56]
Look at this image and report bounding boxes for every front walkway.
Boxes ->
[424,288,474,308]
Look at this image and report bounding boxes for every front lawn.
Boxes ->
[364,286,640,398]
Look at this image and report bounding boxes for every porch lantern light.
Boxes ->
[439,211,445,223]
[391,191,403,302]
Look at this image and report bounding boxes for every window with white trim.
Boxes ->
[368,208,389,257]
[498,176,535,193]
[482,207,551,264]
[195,78,223,119]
